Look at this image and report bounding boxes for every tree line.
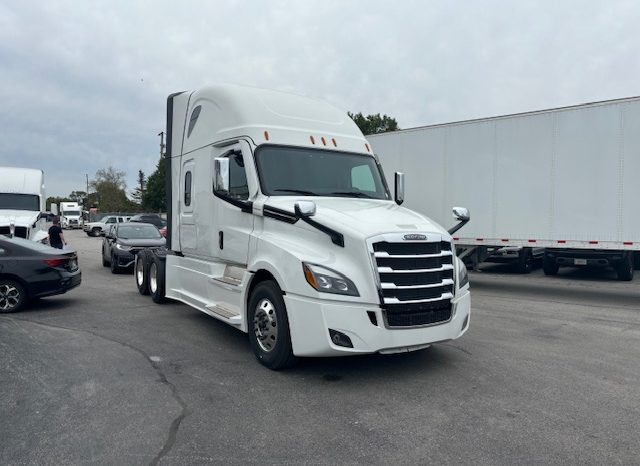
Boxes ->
[45,111,398,213]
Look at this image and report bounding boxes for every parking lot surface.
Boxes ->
[1,230,639,465]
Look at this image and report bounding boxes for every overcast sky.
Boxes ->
[1,0,639,197]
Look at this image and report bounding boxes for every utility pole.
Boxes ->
[85,173,89,194]
[158,131,165,158]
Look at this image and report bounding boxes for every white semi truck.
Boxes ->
[60,201,82,229]
[369,96,640,280]
[135,84,471,369]
[0,166,48,242]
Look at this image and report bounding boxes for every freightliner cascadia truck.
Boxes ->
[0,166,48,242]
[135,84,471,369]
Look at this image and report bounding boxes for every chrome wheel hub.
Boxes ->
[136,259,145,285]
[149,263,157,293]
[253,298,278,352]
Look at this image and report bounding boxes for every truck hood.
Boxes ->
[265,197,450,239]
[0,209,39,227]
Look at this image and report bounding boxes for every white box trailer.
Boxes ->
[136,84,472,369]
[368,96,640,279]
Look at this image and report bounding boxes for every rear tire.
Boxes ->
[149,256,166,303]
[136,251,151,295]
[616,253,634,281]
[516,248,532,274]
[248,281,296,370]
[543,255,559,276]
[0,280,26,313]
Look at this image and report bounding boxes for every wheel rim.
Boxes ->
[136,259,145,286]
[253,298,278,352]
[149,263,158,293]
[0,284,20,311]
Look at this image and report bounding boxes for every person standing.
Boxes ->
[48,217,67,249]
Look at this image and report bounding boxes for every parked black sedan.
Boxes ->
[0,235,81,313]
[102,223,165,273]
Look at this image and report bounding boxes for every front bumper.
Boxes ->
[113,250,135,268]
[285,290,470,357]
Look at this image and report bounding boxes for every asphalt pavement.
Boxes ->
[1,229,639,465]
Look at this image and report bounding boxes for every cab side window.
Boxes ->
[106,217,116,224]
[229,153,249,200]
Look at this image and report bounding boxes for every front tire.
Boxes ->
[0,280,26,313]
[135,251,151,295]
[110,252,119,274]
[248,281,296,370]
[91,228,100,237]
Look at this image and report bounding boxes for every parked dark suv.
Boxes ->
[129,214,165,228]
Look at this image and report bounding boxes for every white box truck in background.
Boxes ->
[0,166,48,242]
[135,84,471,369]
[60,201,82,229]
[368,96,640,280]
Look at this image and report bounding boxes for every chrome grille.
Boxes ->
[373,238,454,328]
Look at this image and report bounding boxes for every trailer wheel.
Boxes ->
[248,281,296,370]
[516,248,533,274]
[543,256,559,276]
[0,279,26,313]
[616,253,634,281]
[149,256,166,304]
[135,251,150,295]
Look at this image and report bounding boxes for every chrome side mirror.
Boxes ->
[294,201,317,218]
[213,158,230,193]
[394,172,405,205]
[452,206,470,222]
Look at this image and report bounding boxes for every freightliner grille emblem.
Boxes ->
[403,234,427,241]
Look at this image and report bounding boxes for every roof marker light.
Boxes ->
[264,131,269,141]
[332,138,337,147]
[310,136,315,144]
[321,137,327,146]
[365,143,370,152]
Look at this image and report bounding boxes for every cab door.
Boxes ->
[213,141,256,266]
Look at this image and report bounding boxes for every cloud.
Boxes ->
[1,0,639,196]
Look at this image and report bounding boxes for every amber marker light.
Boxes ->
[303,264,318,290]
[332,138,337,147]
[310,135,316,144]
[321,137,327,146]
[365,143,370,152]
[264,131,270,141]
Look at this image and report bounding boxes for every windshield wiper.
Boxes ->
[328,191,376,199]
[274,189,318,195]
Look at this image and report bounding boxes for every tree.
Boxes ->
[69,191,87,205]
[89,166,130,212]
[131,170,146,205]
[348,112,399,135]
[143,158,166,212]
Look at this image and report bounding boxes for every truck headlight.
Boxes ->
[302,263,359,297]
[116,243,131,251]
[457,259,469,289]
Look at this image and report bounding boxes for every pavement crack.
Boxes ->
[0,315,191,465]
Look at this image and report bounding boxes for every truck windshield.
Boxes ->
[63,211,81,216]
[0,193,40,211]
[255,146,389,199]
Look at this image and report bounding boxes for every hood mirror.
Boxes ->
[394,172,404,205]
[452,206,470,222]
[295,201,316,218]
